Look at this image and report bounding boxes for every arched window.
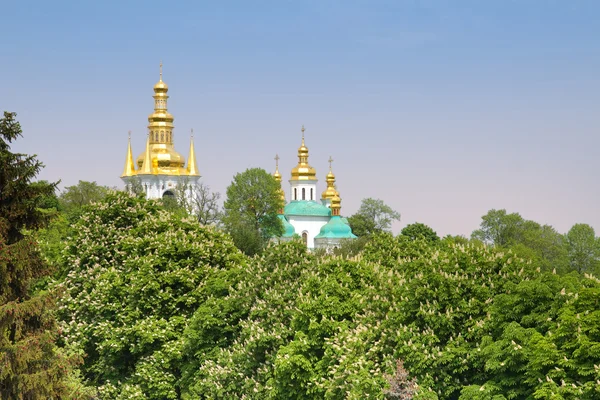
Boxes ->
[302,232,308,247]
[162,190,174,198]
[160,131,164,142]
[302,188,305,200]
[294,188,297,200]
[310,188,313,200]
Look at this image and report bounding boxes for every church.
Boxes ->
[120,64,200,201]
[121,66,355,250]
[273,126,356,249]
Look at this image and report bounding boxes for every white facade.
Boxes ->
[286,214,330,249]
[289,179,318,202]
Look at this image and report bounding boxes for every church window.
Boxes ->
[310,188,313,200]
[294,188,297,200]
[302,188,305,200]
[161,131,164,141]
[302,232,308,247]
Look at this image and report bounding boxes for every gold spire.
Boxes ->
[321,155,339,201]
[290,125,317,181]
[273,154,282,182]
[121,131,137,177]
[140,133,154,174]
[273,154,285,208]
[187,129,200,176]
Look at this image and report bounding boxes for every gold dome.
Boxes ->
[321,156,339,200]
[136,144,187,175]
[290,125,317,181]
[154,80,168,92]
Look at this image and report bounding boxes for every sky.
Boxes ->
[2,0,599,237]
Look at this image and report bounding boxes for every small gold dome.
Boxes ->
[154,79,168,92]
[321,157,339,200]
[290,126,317,181]
[331,193,341,211]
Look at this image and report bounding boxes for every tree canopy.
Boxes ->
[347,198,400,237]
[222,167,284,255]
[0,111,79,399]
[54,191,245,399]
[400,222,439,242]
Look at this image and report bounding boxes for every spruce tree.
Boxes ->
[0,111,71,399]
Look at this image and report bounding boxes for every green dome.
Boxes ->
[284,200,331,217]
[315,216,357,239]
[278,214,296,237]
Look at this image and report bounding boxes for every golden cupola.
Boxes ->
[135,63,190,175]
[330,193,342,216]
[290,125,317,181]
[321,156,339,201]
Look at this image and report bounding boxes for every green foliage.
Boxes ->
[400,223,439,243]
[347,198,400,237]
[59,180,111,221]
[471,209,525,246]
[565,223,600,274]
[223,168,284,255]
[54,191,245,399]
[0,111,81,399]
[472,209,570,272]
[332,236,370,259]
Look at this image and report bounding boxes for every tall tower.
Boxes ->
[121,64,201,201]
[289,125,318,202]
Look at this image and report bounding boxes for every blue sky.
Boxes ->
[3,0,599,236]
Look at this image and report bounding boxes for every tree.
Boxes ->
[471,209,525,246]
[222,168,284,255]
[347,198,400,237]
[58,180,111,218]
[55,191,244,399]
[190,183,221,226]
[0,111,77,398]
[170,180,222,226]
[400,222,439,243]
[565,223,600,274]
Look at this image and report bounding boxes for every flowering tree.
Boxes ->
[55,191,245,399]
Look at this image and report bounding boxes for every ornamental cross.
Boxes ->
[128,130,131,139]
[328,156,334,170]
[159,61,163,80]
[191,128,194,138]
[275,154,280,168]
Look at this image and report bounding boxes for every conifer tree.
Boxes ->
[0,111,72,399]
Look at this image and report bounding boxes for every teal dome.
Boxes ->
[315,216,357,239]
[278,214,296,237]
[284,200,331,217]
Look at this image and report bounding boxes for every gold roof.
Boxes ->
[135,64,192,176]
[321,156,339,200]
[290,125,317,181]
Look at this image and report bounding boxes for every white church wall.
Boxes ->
[286,214,329,249]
